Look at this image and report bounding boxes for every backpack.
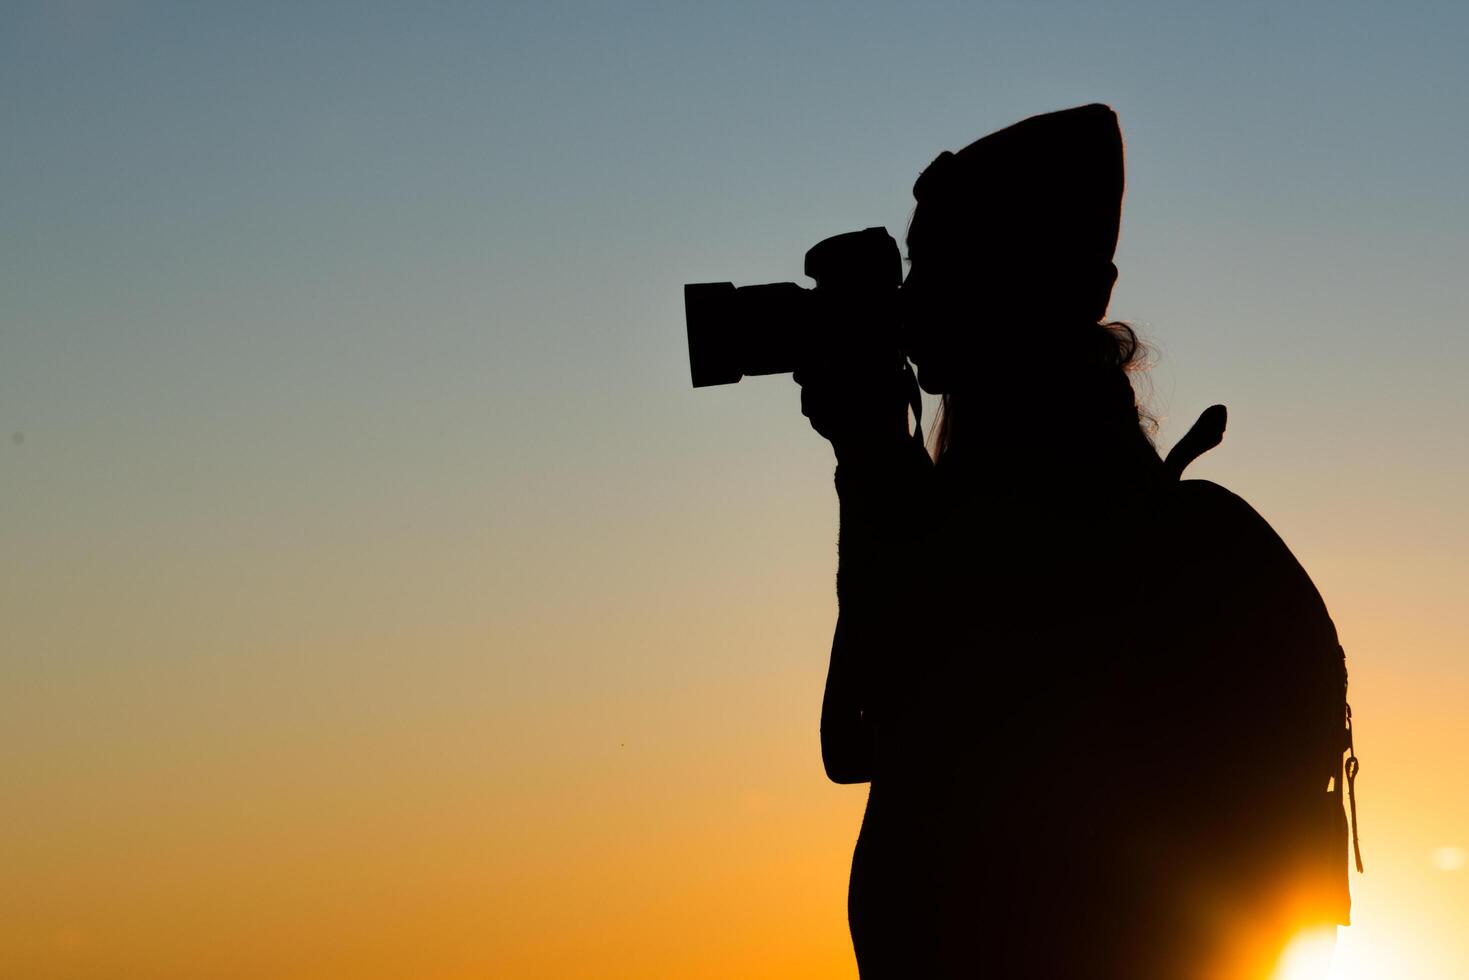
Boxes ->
[1164,404,1362,928]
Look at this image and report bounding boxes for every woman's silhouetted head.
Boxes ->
[899,104,1157,473]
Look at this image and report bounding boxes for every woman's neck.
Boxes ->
[938,392,1161,496]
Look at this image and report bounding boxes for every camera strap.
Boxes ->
[903,361,924,449]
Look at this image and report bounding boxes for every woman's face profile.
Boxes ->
[900,261,951,395]
[900,210,987,395]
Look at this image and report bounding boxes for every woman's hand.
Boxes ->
[794,355,913,462]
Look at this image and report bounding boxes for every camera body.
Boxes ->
[684,227,902,388]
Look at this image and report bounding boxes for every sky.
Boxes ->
[2,1,1466,977]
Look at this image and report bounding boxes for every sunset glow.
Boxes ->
[1272,928,1336,980]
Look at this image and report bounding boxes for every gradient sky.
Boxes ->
[3,2,1467,977]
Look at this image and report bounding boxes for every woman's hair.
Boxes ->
[926,318,1159,466]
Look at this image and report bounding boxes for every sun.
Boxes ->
[1269,927,1337,980]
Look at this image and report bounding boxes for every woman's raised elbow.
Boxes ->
[820,732,873,784]
[823,758,872,784]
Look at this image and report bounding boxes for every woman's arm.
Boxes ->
[819,439,934,784]
[792,355,929,783]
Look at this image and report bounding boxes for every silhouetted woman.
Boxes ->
[798,105,1354,979]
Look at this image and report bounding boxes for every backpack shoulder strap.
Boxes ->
[1164,404,1228,481]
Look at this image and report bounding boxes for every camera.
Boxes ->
[684,227,903,388]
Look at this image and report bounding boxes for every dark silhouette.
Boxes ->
[794,105,1358,978]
